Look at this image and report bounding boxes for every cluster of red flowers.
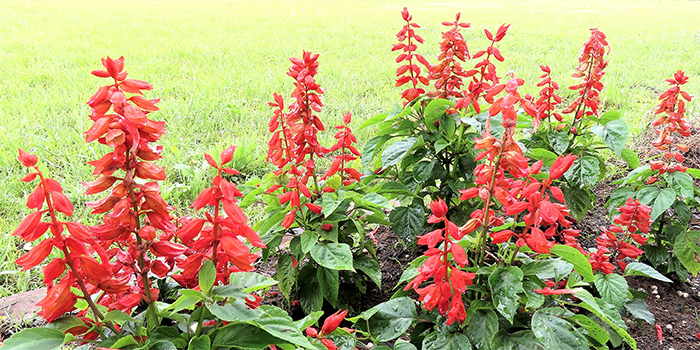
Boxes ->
[649,70,693,176]
[404,199,475,325]
[266,52,327,228]
[531,65,563,129]
[322,112,362,185]
[82,57,185,317]
[14,151,98,323]
[174,147,266,288]
[562,28,609,120]
[393,7,430,105]
[455,24,509,112]
[301,310,349,350]
[428,13,471,99]
[459,77,579,255]
[267,52,361,228]
[589,198,651,273]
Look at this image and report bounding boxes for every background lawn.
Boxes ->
[0,0,699,295]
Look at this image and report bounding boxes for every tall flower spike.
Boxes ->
[650,70,693,175]
[562,28,609,120]
[532,65,563,129]
[85,57,182,321]
[456,23,510,112]
[428,12,471,99]
[393,7,430,105]
[322,112,361,186]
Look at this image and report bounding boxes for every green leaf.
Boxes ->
[168,289,204,313]
[46,316,85,333]
[274,254,298,301]
[562,187,593,221]
[298,265,323,314]
[467,309,498,349]
[309,242,354,271]
[293,311,323,330]
[672,200,691,225]
[208,299,262,322]
[644,244,669,268]
[551,245,595,282]
[528,148,558,166]
[394,339,418,350]
[362,193,392,209]
[110,335,140,349]
[565,155,601,188]
[491,330,545,350]
[568,314,609,346]
[213,323,285,349]
[651,187,676,221]
[636,186,660,206]
[625,299,655,325]
[668,171,694,198]
[102,310,138,324]
[531,308,587,350]
[424,99,453,130]
[606,187,636,214]
[0,328,65,350]
[599,110,621,125]
[687,167,700,178]
[361,135,390,170]
[226,272,278,292]
[489,267,524,323]
[673,230,700,276]
[594,273,628,307]
[413,160,435,182]
[367,297,417,342]
[255,305,316,349]
[381,137,418,168]
[548,131,570,154]
[522,281,545,310]
[623,262,672,282]
[150,327,187,349]
[621,149,639,169]
[188,335,211,350]
[389,203,425,243]
[321,193,344,218]
[616,165,652,185]
[354,255,382,288]
[435,139,449,153]
[317,267,339,307]
[301,230,319,254]
[199,259,216,294]
[359,112,389,129]
[590,119,628,156]
[423,332,472,350]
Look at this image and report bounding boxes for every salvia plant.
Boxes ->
[3,6,698,350]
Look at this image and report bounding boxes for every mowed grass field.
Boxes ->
[0,0,699,295]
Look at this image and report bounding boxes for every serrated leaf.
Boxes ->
[673,231,700,276]
[309,242,354,271]
[199,259,216,294]
[423,332,472,350]
[467,309,498,349]
[226,272,278,292]
[621,149,639,169]
[562,187,593,221]
[565,156,600,188]
[490,330,545,350]
[354,255,382,288]
[381,137,417,168]
[651,187,676,221]
[275,254,298,301]
[188,335,211,350]
[528,148,558,166]
[548,131,570,154]
[424,99,453,130]
[623,262,672,282]
[255,306,316,349]
[668,171,694,198]
[489,267,524,323]
[368,297,417,342]
[0,327,65,350]
[531,308,587,350]
[389,203,425,243]
[361,135,390,170]
[413,160,435,182]
[317,267,339,307]
[168,289,204,313]
[301,230,319,254]
[594,273,628,307]
[293,311,323,330]
[568,314,609,346]
[636,186,660,206]
[591,119,628,156]
[362,193,392,209]
[624,299,655,325]
[551,245,594,282]
[298,265,323,314]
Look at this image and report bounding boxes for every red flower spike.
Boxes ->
[18,149,38,167]
[428,13,471,99]
[394,7,430,104]
[563,29,609,120]
[320,309,348,335]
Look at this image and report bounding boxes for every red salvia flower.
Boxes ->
[428,13,471,99]
[650,70,693,174]
[456,24,510,112]
[322,112,361,185]
[405,198,474,325]
[393,7,431,105]
[562,28,609,120]
[532,65,563,129]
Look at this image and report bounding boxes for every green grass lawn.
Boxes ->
[0,0,699,295]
